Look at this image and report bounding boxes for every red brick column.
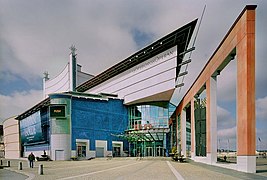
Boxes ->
[236,6,256,173]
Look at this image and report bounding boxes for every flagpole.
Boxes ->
[228,139,229,157]
[258,137,261,157]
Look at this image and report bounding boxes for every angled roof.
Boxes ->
[76,19,198,92]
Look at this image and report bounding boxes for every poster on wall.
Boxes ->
[20,111,43,145]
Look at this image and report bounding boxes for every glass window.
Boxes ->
[127,102,175,130]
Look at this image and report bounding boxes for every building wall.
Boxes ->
[43,54,93,98]
[77,64,94,85]
[0,125,4,157]
[71,97,128,158]
[49,94,71,160]
[3,116,20,159]
[86,46,177,105]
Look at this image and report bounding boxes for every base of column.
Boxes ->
[207,152,217,164]
[191,152,195,160]
[237,155,256,173]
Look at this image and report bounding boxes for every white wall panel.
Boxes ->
[90,56,176,94]
[4,134,19,143]
[3,126,19,136]
[46,64,69,88]
[87,46,177,104]
[44,64,70,97]
[51,134,71,160]
[124,79,175,104]
[116,69,175,98]
[3,117,20,159]
[4,151,20,159]
[4,141,20,150]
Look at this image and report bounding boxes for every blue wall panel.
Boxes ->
[71,97,128,151]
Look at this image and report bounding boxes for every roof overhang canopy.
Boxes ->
[113,128,170,142]
[76,19,198,93]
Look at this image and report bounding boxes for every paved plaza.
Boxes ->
[1,157,267,180]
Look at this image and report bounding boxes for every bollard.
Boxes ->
[7,161,10,167]
[18,161,22,170]
[38,164,43,175]
[0,159,2,165]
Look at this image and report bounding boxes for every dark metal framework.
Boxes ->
[112,128,168,143]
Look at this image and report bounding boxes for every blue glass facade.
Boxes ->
[71,97,128,151]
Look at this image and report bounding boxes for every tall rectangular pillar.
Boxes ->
[181,109,187,157]
[236,7,256,173]
[190,99,195,159]
[206,76,217,164]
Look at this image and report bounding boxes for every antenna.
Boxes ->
[192,5,206,47]
[177,5,206,93]
[43,71,49,80]
[70,44,77,56]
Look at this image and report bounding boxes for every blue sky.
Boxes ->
[0,0,267,150]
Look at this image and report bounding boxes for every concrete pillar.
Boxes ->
[236,7,256,173]
[176,114,180,153]
[190,99,195,160]
[206,76,218,164]
[181,109,187,157]
[69,49,77,91]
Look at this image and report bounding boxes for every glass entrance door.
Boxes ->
[113,147,121,157]
[156,146,163,156]
[146,147,153,156]
[77,145,86,158]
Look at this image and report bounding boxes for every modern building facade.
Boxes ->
[13,19,197,161]
[16,92,128,160]
[3,5,257,174]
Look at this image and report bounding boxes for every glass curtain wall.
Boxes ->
[127,102,175,157]
[128,102,174,130]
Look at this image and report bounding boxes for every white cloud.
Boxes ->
[217,105,236,130]
[218,126,236,139]
[217,105,237,150]
[0,90,43,123]
[0,0,243,82]
[256,96,267,120]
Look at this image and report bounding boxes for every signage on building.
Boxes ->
[129,48,175,74]
[20,111,43,145]
[50,105,66,118]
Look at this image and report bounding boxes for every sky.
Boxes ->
[0,0,266,150]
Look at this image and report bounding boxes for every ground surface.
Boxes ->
[1,157,267,180]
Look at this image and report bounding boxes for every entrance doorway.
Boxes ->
[146,147,153,156]
[77,144,86,158]
[96,147,104,157]
[156,146,163,156]
[113,147,121,157]
[55,150,64,160]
